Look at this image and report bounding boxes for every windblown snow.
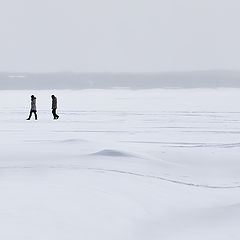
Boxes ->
[0,89,240,240]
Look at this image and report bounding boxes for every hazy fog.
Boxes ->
[1,0,240,72]
[1,71,240,89]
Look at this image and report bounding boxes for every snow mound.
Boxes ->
[91,149,137,158]
[58,138,88,143]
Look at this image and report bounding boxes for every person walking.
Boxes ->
[26,95,37,120]
[51,95,59,120]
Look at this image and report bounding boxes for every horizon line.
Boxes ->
[1,69,240,74]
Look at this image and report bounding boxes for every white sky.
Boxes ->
[0,0,240,72]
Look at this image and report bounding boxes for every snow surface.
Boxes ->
[0,89,240,240]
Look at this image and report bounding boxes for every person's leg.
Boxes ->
[52,109,56,119]
[26,110,33,120]
[33,111,37,120]
[53,109,59,119]
[55,109,59,119]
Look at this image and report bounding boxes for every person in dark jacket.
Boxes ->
[51,95,59,120]
[26,95,37,120]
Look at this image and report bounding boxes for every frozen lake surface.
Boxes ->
[0,89,240,240]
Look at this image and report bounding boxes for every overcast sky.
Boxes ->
[0,0,240,72]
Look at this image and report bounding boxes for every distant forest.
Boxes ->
[1,71,240,89]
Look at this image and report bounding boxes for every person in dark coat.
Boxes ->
[26,95,37,120]
[51,95,59,120]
